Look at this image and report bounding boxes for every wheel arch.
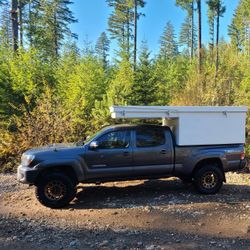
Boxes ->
[192,158,226,182]
[34,165,79,185]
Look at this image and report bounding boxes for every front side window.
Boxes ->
[136,129,165,147]
[97,131,130,149]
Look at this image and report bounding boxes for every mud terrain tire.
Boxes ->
[35,173,76,208]
[194,165,223,194]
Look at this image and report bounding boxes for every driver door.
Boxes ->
[84,130,133,179]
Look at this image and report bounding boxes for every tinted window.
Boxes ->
[97,131,130,149]
[136,129,165,147]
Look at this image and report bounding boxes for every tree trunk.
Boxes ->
[211,18,214,62]
[191,0,194,61]
[18,0,23,47]
[28,0,33,46]
[133,0,137,69]
[126,9,130,56]
[215,5,220,76]
[197,0,202,73]
[122,24,125,46]
[53,12,58,57]
[11,0,18,51]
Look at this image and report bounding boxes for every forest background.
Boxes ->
[0,0,249,172]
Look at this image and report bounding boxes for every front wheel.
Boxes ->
[194,165,224,194]
[35,173,77,208]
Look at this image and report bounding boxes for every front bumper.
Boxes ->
[17,165,39,184]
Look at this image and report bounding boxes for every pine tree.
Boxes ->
[107,51,134,105]
[207,1,216,58]
[24,0,41,47]
[228,0,250,55]
[107,0,145,63]
[131,41,156,105]
[228,14,242,51]
[43,0,77,58]
[133,0,145,68]
[197,0,202,73]
[207,0,226,74]
[176,1,201,70]
[107,0,133,57]
[160,21,178,59]
[176,0,195,59]
[18,0,26,47]
[179,16,197,58]
[95,32,110,69]
[24,0,77,58]
[0,0,12,47]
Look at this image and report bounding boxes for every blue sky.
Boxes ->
[70,0,239,59]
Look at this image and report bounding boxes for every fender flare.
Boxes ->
[34,158,85,182]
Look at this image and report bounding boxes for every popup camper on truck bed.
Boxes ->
[110,106,247,146]
[17,105,248,208]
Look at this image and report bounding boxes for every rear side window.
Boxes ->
[136,129,165,147]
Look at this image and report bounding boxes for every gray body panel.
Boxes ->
[174,145,244,176]
[17,124,246,185]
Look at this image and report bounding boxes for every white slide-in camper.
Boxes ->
[110,106,248,146]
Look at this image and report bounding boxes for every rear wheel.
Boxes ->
[35,173,76,208]
[194,165,223,194]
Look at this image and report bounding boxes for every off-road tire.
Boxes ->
[194,164,224,194]
[35,173,76,208]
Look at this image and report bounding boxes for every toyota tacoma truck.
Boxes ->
[17,124,246,208]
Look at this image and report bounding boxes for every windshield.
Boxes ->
[75,126,111,146]
[75,127,106,146]
[84,130,102,144]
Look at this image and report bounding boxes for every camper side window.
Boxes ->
[136,129,165,147]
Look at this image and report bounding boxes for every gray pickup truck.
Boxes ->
[17,124,246,208]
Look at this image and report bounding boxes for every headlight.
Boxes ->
[21,154,35,166]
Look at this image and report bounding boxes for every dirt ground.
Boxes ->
[0,172,250,250]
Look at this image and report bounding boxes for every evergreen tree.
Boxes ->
[25,0,77,58]
[131,41,156,105]
[176,0,195,59]
[228,0,250,54]
[160,21,178,59]
[0,0,12,47]
[107,0,133,57]
[228,13,242,51]
[82,36,95,56]
[95,32,110,69]
[58,54,107,135]
[176,1,201,70]
[133,0,145,68]
[24,0,41,47]
[18,0,26,47]
[207,0,226,74]
[107,0,145,63]
[207,1,216,58]
[197,0,202,73]
[179,16,197,58]
[107,52,134,105]
[153,57,189,105]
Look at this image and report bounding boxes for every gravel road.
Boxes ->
[0,172,250,249]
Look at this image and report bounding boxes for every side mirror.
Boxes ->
[89,141,99,150]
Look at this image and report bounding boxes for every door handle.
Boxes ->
[123,151,129,156]
[160,150,167,154]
